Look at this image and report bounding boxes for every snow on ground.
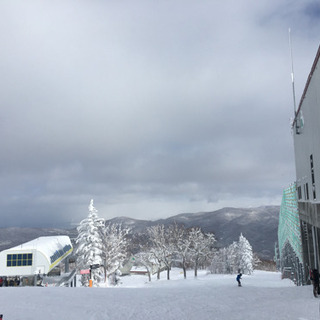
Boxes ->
[0,269,319,320]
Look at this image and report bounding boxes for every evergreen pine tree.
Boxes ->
[75,199,105,286]
[238,233,253,275]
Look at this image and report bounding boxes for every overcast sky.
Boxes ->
[0,0,320,227]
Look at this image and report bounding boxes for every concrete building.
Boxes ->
[292,45,320,280]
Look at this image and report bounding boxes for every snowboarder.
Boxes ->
[236,273,242,287]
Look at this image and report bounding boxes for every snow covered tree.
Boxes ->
[75,199,105,286]
[169,223,191,279]
[188,227,215,277]
[147,225,174,280]
[100,223,130,284]
[253,252,262,269]
[223,234,254,275]
[210,247,230,274]
[134,250,156,282]
[237,233,253,275]
[210,234,255,275]
[227,241,240,274]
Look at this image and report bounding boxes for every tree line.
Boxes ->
[75,200,256,286]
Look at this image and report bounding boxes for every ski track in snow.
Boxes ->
[0,270,319,320]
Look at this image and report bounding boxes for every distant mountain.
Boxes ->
[107,205,280,259]
[0,206,279,260]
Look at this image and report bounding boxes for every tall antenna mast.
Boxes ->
[289,28,297,117]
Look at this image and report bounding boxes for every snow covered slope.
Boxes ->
[0,269,317,320]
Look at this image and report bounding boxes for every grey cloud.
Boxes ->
[0,0,319,226]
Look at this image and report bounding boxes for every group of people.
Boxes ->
[0,273,243,287]
[0,276,20,287]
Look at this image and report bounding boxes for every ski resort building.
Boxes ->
[291,45,320,283]
[0,236,73,284]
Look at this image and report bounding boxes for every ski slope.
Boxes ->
[0,270,318,320]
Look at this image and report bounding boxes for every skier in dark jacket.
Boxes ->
[311,269,320,296]
[236,273,242,287]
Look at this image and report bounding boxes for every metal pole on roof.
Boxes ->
[289,28,297,117]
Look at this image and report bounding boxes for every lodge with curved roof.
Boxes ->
[0,236,73,277]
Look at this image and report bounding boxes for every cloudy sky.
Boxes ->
[0,0,320,227]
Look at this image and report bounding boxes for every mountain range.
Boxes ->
[0,206,279,260]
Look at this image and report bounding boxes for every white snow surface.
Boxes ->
[0,269,319,320]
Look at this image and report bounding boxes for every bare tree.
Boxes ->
[210,247,229,274]
[147,225,174,280]
[169,223,191,279]
[100,223,130,283]
[188,227,215,277]
[227,241,239,274]
[134,251,155,282]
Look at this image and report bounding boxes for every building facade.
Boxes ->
[0,236,73,277]
[292,45,320,280]
[277,183,304,284]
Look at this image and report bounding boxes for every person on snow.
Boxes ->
[311,269,320,296]
[236,273,242,287]
[14,277,20,287]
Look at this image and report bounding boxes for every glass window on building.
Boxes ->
[7,253,33,267]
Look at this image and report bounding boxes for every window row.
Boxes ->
[297,154,317,201]
[7,253,33,267]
